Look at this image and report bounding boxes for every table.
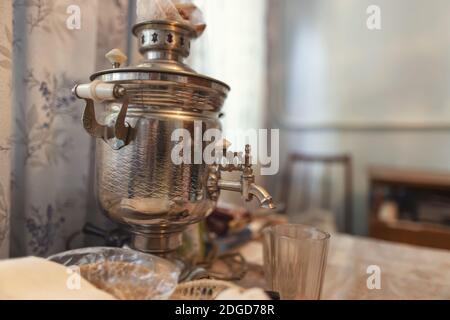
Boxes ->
[235,234,450,299]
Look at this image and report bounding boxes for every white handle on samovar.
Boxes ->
[72,49,132,150]
[73,80,125,102]
[72,80,132,151]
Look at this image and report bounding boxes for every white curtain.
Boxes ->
[190,0,268,147]
[0,0,13,259]
[10,0,131,257]
[189,0,269,207]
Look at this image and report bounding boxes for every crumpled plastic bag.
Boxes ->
[137,0,206,35]
[48,247,180,300]
[137,0,182,22]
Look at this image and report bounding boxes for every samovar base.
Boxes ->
[130,232,183,254]
[129,231,209,282]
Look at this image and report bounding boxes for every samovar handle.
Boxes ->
[72,81,132,150]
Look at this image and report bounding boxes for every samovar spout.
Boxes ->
[247,183,275,209]
[207,143,276,210]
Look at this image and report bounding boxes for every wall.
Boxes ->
[267,0,450,235]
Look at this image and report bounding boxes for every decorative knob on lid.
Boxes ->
[105,48,128,68]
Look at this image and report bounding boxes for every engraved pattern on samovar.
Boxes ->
[73,20,274,254]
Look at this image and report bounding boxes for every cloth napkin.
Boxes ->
[0,257,115,300]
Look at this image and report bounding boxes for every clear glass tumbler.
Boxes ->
[263,224,330,300]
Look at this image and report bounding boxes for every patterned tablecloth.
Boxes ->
[235,234,450,300]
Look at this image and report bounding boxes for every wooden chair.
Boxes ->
[279,153,353,233]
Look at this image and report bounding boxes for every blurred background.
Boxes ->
[1,0,450,257]
[195,0,450,250]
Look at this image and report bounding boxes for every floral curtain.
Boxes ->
[4,0,263,258]
[0,0,13,259]
[9,0,131,258]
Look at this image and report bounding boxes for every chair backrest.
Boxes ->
[279,153,353,233]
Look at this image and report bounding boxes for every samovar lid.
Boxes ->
[90,20,230,95]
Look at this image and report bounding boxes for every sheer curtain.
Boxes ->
[189,0,269,206]
[10,0,131,257]
[190,0,268,147]
[0,0,13,259]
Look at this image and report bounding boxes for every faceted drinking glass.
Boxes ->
[263,224,330,300]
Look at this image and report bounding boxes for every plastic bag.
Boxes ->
[137,0,183,22]
[48,247,180,300]
[137,0,206,35]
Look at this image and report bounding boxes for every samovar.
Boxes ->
[72,19,274,255]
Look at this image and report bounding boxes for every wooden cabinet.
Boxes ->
[369,167,450,250]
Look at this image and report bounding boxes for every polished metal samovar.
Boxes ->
[73,20,274,255]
